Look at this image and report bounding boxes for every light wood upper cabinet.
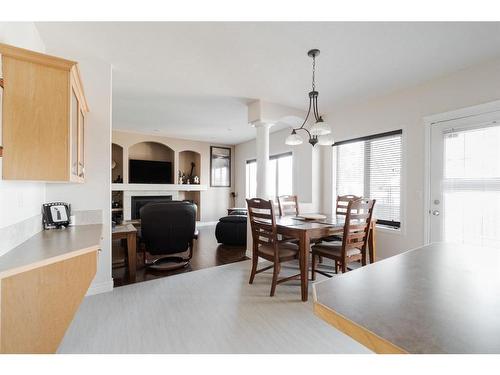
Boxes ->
[0,43,89,182]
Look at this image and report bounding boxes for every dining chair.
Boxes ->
[246,198,301,297]
[276,195,301,244]
[277,195,299,217]
[322,194,362,242]
[311,198,375,278]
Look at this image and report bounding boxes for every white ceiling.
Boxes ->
[35,22,500,144]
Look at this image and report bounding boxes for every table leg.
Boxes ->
[368,222,376,264]
[299,230,310,302]
[126,233,137,281]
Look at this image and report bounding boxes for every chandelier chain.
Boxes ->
[312,55,316,91]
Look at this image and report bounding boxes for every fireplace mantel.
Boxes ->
[112,183,207,192]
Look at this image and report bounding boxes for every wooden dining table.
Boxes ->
[275,215,376,302]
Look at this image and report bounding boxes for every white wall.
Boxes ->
[0,23,47,255]
[45,55,113,294]
[112,130,234,222]
[234,127,322,213]
[322,58,500,259]
[0,22,45,52]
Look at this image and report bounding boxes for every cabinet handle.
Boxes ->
[78,163,85,178]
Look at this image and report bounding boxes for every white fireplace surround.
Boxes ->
[124,190,181,220]
[116,183,208,220]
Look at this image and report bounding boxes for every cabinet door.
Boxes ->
[77,108,85,179]
[70,88,79,177]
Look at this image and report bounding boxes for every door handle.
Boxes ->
[431,210,440,216]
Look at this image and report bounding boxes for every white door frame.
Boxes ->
[423,100,500,245]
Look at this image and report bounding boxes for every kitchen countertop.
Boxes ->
[0,224,102,279]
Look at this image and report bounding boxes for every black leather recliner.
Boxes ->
[139,201,197,270]
[215,214,247,246]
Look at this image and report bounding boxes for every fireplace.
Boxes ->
[131,195,172,219]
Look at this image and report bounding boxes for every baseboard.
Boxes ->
[86,279,114,296]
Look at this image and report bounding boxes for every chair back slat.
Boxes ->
[346,223,369,232]
[347,213,371,220]
[251,211,274,220]
[246,198,278,248]
[336,195,361,216]
[277,195,299,217]
[341,198,375,256]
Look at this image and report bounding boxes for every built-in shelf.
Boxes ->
[112,183,207,192]
[178,150,201,184]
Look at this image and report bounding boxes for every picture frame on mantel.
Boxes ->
[210,146,231,187]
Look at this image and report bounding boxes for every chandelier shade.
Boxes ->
[285,130,304,145]
[309,119,331,136]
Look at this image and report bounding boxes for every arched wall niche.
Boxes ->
[178,150,202,220]
[128,141,175,183]
[178,150,202,183]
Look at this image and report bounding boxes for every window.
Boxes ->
[335,130,402,228]
[246,160,257,199]
[245,152,293,199]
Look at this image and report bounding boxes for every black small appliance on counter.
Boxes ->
[42,202,71,229]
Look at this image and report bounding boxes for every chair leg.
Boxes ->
[311,253,317,281]
[362,250,367,266]
[270,261,280,297]
[335,261,338,274]
[341,261,346,273]
[249,254,258,284]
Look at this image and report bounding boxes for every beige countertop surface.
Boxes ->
[314,242,500,354]
[0,224,102,279]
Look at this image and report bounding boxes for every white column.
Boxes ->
[255,122,272,199]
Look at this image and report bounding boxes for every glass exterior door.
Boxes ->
[430,111,500,247]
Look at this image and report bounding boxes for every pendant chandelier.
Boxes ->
[285,49,333,147]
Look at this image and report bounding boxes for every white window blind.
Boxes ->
[335,130,402,228]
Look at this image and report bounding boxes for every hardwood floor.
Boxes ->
[112,224,248,287]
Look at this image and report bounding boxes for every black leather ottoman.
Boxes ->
[215,215,247,246]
